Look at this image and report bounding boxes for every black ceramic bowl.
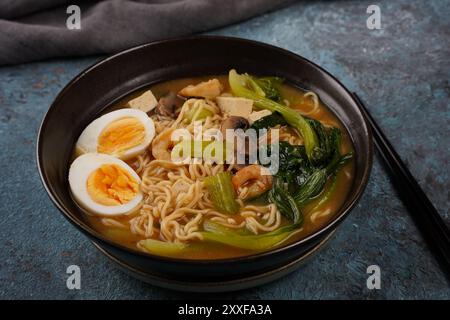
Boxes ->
[37,36,373,290]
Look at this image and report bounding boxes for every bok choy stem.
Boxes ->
[204,172,240,214]
[138,239,188,256]
[200,220,301,250]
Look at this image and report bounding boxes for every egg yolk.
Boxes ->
[97,117,145,155]
[87,164,139,206]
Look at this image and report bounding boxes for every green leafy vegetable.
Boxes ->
[308,174,338,214]
[200,220,300,250]
[293,127,353,206]
[286,127,333,205]
[267,141,312,186]
[306,118,340,166]
[184,102,214,123]
[138,239,188,256]
[172,140,211,159]
[229,69,320,163]
[204,172,240,214]
[263,118,353,222]
[249,112,287,132]
[172,140,230,162]
[251,76,284,102]
[246,76,266,97]
[268,179,303,224]
[293,168,329,205]
[228,69,353,225]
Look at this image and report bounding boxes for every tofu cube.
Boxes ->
[248,110,272,125]
[127,90,158,113]
[216,96,253,118]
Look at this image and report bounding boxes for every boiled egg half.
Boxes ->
[76,109,155,160]
[69,153,143,216]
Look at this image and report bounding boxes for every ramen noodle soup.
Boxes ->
[69,70,354,259]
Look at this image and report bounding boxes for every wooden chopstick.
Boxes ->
[352,93,450,278]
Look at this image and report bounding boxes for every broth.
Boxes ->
[75,75,354,259]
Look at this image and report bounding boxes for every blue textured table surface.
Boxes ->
[0,0,449,299]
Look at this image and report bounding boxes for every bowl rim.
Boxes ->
[36,35,373,264]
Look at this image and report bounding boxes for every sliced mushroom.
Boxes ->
[155,91,186,118]
[220,116,249,138]
[178,79,223,99]
[220,117,260,166]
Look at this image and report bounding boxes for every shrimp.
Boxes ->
[232,164,273,200]
[151,128,175,161]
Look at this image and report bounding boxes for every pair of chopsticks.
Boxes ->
[352,93,450,279]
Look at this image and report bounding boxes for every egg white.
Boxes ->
[75,109,155,160]
[69,153,143,216]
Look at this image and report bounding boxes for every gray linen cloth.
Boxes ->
[0,0,294,65]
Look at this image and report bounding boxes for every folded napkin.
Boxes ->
[0,0,294,65]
